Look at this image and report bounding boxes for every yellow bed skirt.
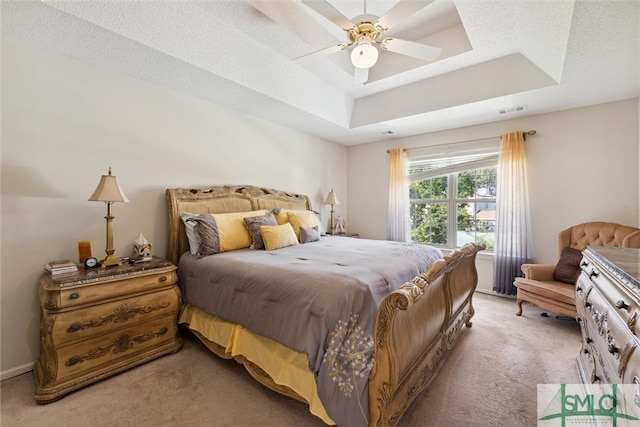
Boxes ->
[179,304,335,425]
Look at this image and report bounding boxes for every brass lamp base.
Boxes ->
[99,202,122,269]
[329,209,335,235]
[100,253,122,269]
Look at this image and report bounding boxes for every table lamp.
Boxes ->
[88,167,129,268]
[323,189,340,235]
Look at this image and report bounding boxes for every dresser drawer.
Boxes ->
[45,269,177,310]
[584,284,637,383]
[581,320,615,383]
[576,273,592,316]
[577,339,598,383]
[53,316,178,382]
[581,257,640,331]
[48,287,180,346]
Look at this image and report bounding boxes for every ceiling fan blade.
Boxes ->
[301,0,354,30]
[377,0,435,30]
[354,66,369,84]
[293,43,349,61]
[248,0,341,50]
[380,38,441,62]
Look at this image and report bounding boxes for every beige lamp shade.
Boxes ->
[323,189,340,206]
[88,168,129,203]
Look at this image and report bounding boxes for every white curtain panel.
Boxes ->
[387,148,409,242]
[493,132,532,295]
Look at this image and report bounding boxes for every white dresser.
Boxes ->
[576,246,640,385]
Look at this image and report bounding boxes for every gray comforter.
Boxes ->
[178,236,443,427]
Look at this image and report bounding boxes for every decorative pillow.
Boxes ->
[188,214,220,257]
[300,225,320,243]
[244,212,277,250]
[181,212,200,255]
[287,210,322,242]
[188,210,269,257]
[553,247,583,284]
[260,223,300,251]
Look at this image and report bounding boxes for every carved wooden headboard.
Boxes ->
[165,185,312,265]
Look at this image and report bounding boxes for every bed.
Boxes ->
[166,185,484,427]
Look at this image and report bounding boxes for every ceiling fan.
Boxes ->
[299,0,442,83]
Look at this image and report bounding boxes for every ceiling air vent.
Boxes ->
[498,105,527,115]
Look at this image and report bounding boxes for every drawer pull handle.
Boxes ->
[590,270,599,279]
[608,343,619,354]
[70,292,80,300]
[591,372,600,382]
[67,356,82,366]
[577,285,583,292]
[584,348,590,354]
[159,276,168,282]
[586,337,592,344]
[581,260,589,267]
[67,323,81,333]
[616,300,630,310]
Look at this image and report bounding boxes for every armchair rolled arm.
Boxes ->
[520,264,556,281]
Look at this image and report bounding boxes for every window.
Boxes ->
[409,152,498,250]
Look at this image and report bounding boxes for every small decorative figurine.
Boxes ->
[335,216,346,234]
[133,233,153,259]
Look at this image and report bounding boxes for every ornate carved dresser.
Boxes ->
[34,257,183,403]
[576,246,640,385]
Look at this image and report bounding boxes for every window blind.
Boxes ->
[409,153,498,182]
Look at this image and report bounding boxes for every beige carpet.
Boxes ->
[1,292,581,427]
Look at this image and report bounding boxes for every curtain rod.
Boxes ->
[386,130,537,153]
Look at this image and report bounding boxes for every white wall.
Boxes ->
[0,39,348,378]
[347,99,639,292]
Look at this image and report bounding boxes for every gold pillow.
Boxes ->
[260,223,300,251]
[287,210,322,241]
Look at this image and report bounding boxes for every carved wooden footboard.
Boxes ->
[369,242,484,427]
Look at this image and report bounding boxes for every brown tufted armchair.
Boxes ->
[514,222,640,318]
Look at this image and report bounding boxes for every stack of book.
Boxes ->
[45,259,79,280]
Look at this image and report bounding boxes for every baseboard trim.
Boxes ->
[1,362,34,381]
[475,288,516,299]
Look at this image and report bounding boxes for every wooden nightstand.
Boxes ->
[34,257,183,404]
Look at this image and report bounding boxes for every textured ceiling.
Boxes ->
[2,0,639,145]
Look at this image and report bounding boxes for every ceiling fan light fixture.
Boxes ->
[351,36,378,69]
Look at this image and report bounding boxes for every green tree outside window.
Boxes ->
[410,165,496,249]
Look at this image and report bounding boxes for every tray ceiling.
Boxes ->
[2,0,638,145]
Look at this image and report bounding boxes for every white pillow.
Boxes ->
[181,212,200,255]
